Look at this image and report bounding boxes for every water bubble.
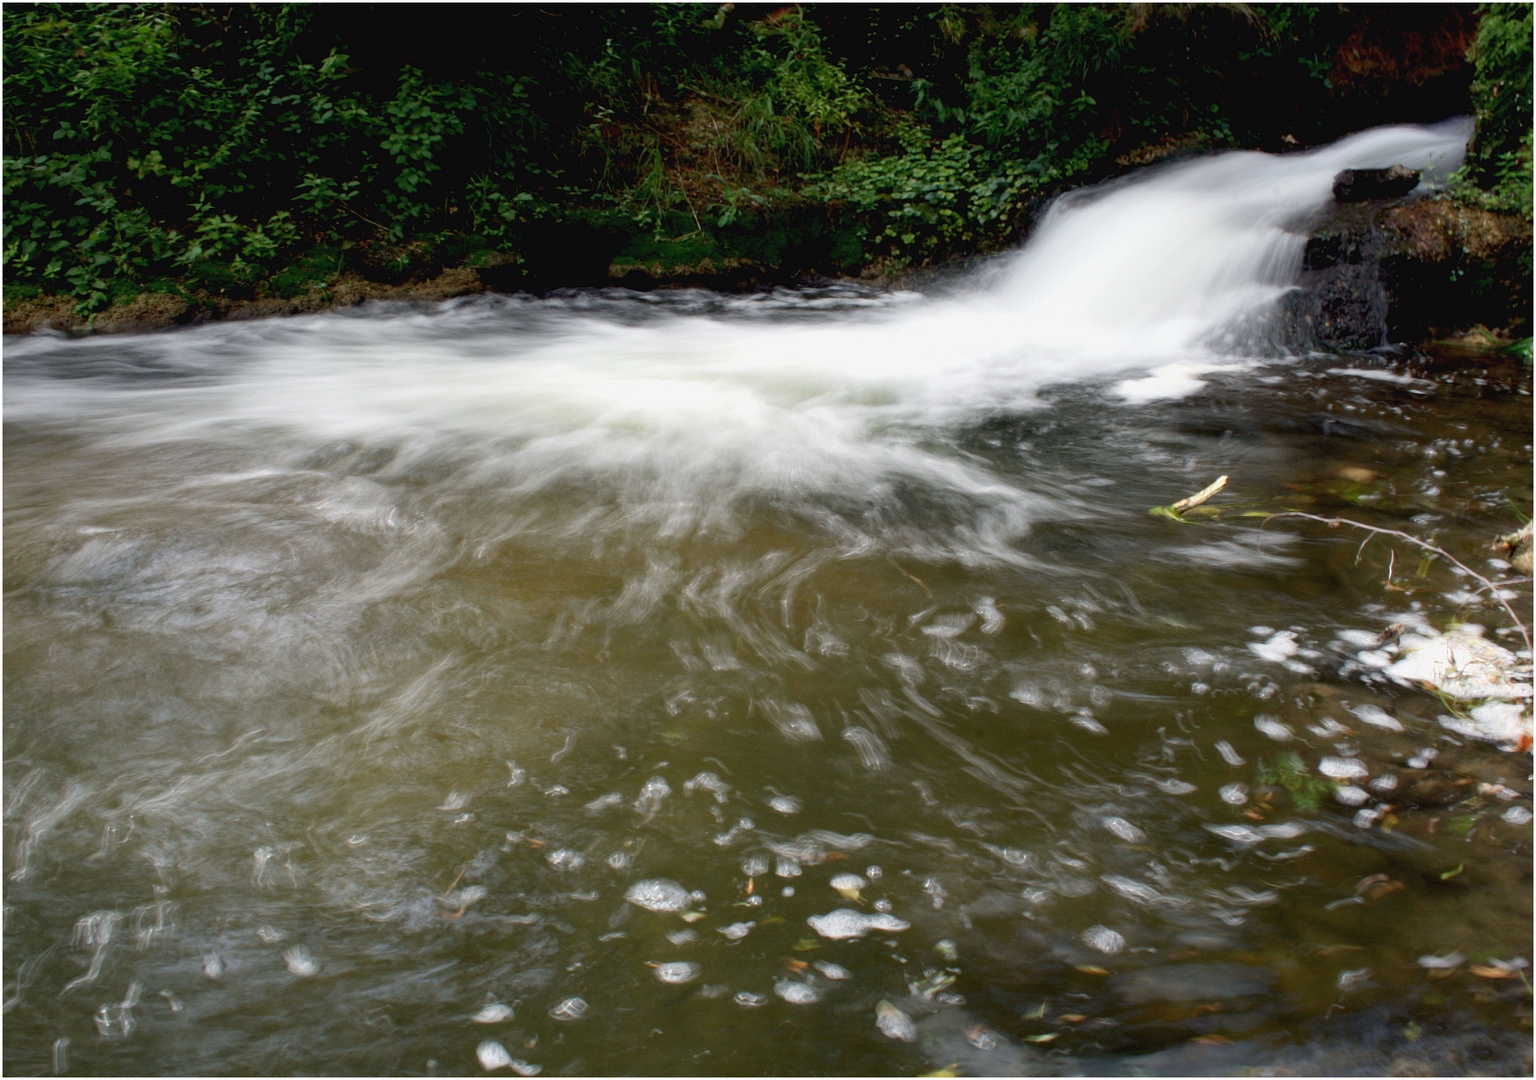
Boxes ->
[539,848,582,873]
[740,855,769,877]
[509,1063,542,1078]
[1220,783,1249,806]
[1072,713,1109,735]
[1215,741,1246,766]
[543,786,569,798]
[283,945,321,977]
[1103,875,1164,904]
[634,776,671,819]
[1349,704,1404,731]
[1256,821,1308,839]
[1081,925,1125,954]
[781,886,794,897]
[1254,715,1293,741]
[653,962,700,984]
[775,856,802,878]
[584,793,623,813]
[967,1026,1002,1050]
[667,929,699,946]
[477,1039,514,1071]
[1502,806,1533,825]
[202,950,224,980]
[1319,756,1368,779]
[762,700,821,743]
[607,851,632,871]
[733,991,766,1008]
[624,879,691,912]
[875,1000,916,1041]
[1416,952,1465,970]
[1154,778,1197,795]
[472,1003,515,1024]
[717,922,755,941]
[830,873,867,900]
[438,790,469,811]
[93,1003,134,1038]
[974,597,1005,634]
[866,865,882,880]
[873,898,893,913]
[807,909,910,940]
[714,818,754,846]
[773,979,821,1005]
[1205,823,1265,845]
[812,960,851,980]
[547,997,588,1021]
[683,772,730,803]
[1102,816,1147,843]
[768,796,802,814]
[506,762,526,786]
[257,926,285,944]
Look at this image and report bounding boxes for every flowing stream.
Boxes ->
[5,121,1531,1077]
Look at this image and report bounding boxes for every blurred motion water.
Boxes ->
[5,121,1530,1076]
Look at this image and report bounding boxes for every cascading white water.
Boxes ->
[992,117,1473,358]
[3,119,1474,557]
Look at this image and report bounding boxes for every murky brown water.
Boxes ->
[4,289,1529,1076]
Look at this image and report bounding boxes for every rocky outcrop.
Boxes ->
[1293,193,1532,350]
[1331,165,1421,202]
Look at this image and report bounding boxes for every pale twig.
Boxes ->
[1262,512,1531,654]
[1171,475,1228,514]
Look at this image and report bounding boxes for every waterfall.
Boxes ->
[990,117,1473,358]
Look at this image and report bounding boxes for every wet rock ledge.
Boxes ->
[1295,193,1532,350]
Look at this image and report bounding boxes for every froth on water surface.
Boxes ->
[5,121,1530,1077]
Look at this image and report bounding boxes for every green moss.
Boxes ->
[1256,752,1335,813]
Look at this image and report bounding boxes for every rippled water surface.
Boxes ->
[5,123,1532,1078]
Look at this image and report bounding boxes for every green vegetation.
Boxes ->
[2,4,1528,318]
[1256,752,1335,812]
[1450,3,1533,217]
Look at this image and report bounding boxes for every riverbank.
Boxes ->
[6,189,1530,350]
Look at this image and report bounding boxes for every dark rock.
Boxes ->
[1333,165,1422,202]
[1288,194,1532,350]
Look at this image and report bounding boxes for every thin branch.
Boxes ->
[1262,512,1531,654]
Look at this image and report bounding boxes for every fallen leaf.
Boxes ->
[1024,1033,1060,1044]
[1074,965,1109,976]
[1440,863,1465,881]
[1193,1035,1233,1045]
[1056,1014,1088,1023]
[1471,965,1516,979]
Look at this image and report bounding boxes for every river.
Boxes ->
[4,120,1531,1077]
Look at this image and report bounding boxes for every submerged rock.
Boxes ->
[1109,962,1277,1004]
